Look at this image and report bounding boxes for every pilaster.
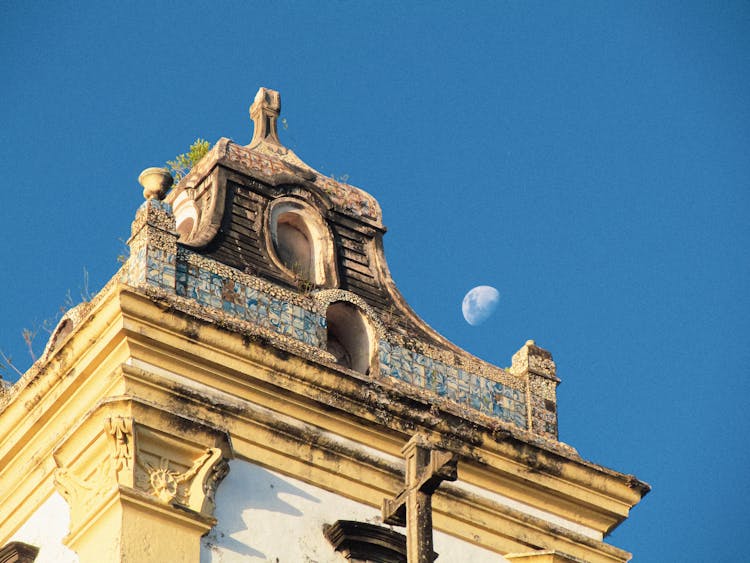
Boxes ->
[509,340,561,439]
[124,199,178,292]
[52,400,231,563]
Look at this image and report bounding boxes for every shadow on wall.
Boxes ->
[201,461,322,562]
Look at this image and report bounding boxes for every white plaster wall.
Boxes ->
[201,460,508,563]
[9,492,79,563]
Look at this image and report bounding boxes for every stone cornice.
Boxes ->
[0,283,647,562]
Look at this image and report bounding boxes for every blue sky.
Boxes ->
[2,2,748,560]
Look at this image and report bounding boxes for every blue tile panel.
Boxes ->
[379,340,528,429]
[127,245,526,429]
[146,248,176,290]
[126,246,148,285]
[174,259,326,347]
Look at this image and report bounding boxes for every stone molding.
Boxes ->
[509,340,561,439]
[506,550,589,563]
[0,542,39,563]
[324,520,411,562]
[52,403,232,546]
[0,281,645,562]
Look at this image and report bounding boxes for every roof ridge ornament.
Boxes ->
[246,87,316,177]
[249,87,282,147]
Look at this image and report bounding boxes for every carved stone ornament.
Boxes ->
[138,167,174,201]
[140,447,228,513]
[107,416,134,483]
[53,457,115,529]
[53,415,231,534]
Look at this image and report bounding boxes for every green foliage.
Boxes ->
[290,261,315,295]
[330,173,349,184]
[0,269,91,381]
[166,138,211,184]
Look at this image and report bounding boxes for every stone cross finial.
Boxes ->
[249,87,282,147]
[383,435,458,563]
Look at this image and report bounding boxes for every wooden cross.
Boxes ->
[383,434,459,563]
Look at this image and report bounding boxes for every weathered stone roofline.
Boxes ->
[157,89,547,408]
[0,270,648,561]
[121,194,572,437]
[0,277,650,504]
[0,87,649,563]
[170,137,384,228]
[6,88,571,441]
[1,199,653,501]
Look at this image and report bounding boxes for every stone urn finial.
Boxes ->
[138,167,174,201]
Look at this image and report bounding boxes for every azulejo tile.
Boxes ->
[374,342,530,427]
[161,261,533,429]
[492,402,507,418]
[379,357,390,371]
[433,371,447,395]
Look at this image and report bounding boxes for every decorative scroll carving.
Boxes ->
[106,416,134,484]
[145,457,181,503]
[140,447,228,512]
[165,86,384,255]
[53,414,231,537]
[186,447,229,514]
[53,458,114,527]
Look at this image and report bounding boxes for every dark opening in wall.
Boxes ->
[48,319,73,354]
[267,198,338,289]
[273,212,314,282]
[172,191,199,241]
[325,302,371,375]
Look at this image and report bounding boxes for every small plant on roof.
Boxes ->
[290,261,315,296]
[166,138,212,184]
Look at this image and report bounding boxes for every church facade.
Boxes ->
[0,88,648,563]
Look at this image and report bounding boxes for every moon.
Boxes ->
[462,286,500,326]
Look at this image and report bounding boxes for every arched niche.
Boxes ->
[47,319,73,354]
[275,212,314,281]
[267,197,337,288]
[325,301,373,375]
[172,191,200,240]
